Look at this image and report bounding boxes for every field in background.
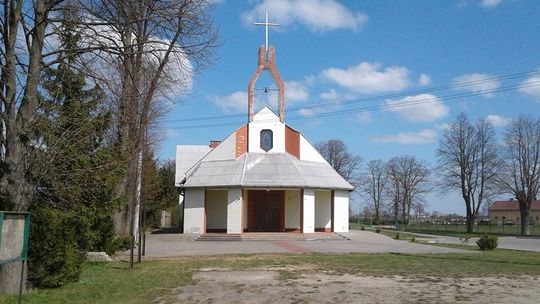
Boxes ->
[350,221,540,237]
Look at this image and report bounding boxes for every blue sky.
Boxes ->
[158,0,540,215]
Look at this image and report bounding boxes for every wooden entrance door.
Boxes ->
[247,190,284,232]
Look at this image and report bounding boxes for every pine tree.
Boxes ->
[28,10,124,288]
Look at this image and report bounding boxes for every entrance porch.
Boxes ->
[182,188,349,234]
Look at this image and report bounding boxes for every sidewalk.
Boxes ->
[138,230,469,258]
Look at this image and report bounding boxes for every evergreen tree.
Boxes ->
[28,10,124,288]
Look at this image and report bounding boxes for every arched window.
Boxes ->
[260,129,273,152]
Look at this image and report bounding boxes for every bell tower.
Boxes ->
[248,13,285,122]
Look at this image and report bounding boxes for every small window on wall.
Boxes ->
[260,129,273,152]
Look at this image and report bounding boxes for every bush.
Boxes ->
[112,235,131,253]
[360,226,365,231]
[476,235,498,251]
[375,228,381,233]
[411,236,416,242]
[90,215,117,255]
[28,206,88,288]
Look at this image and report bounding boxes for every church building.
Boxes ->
[175,22,353,234]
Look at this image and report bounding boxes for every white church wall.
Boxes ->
[302,189,315,233]
[315,190,332,230]
[285,190,301,230]
[248,107,286,154]
[176,145,211,186]
[203,132,236,161]
[205,190,227,230]
[333,190,350,232]
[184,188,205,234]
[299,135,326,163]
[227,188,243,233]
[242,190,248,230]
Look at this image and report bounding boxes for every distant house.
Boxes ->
[488,200,540,225]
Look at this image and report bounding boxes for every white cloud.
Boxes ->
[321,62,410,93]
[356,112,372,123]
[452,73,500,97]
[211,78,308,113]
[519,74,540,100]
[164,129,180,139]
[298,107,323,117]
[320,89,339,100]
[485,114,510,127]
[210,91,248,113]
[371,129,437,144]
[285,80,309,102]
[384,94,449,122]
[241,0,368,32]
[479,0,503,8]
[418,73,431,86]
[435,123,451,131]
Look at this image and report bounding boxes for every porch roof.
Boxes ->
[182,153,354,190]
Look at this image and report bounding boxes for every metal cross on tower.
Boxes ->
[254,12,279,59]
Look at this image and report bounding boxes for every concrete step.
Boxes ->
[195,232,343,242]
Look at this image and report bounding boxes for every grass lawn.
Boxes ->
[2,249,540,304]
[350,221,540,238]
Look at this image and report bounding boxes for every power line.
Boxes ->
[164,80,540,130]
[162,69,540,124]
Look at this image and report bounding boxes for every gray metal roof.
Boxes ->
[182,153,354,190]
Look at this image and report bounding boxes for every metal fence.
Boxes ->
[350,219,540,236]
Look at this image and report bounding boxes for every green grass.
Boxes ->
[350,221,540,238]
[375,229,425,241]
[3,250,540,303]
[403,223,540,237]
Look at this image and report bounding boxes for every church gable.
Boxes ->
[248,107,285,154]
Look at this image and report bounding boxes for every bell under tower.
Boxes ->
[248,13,285,122]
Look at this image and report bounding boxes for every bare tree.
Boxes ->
[361,159,386,224]
[315,139,362,185]
[498,116,540,235]
[385,158,401,224]
[71,0,219,235]
[0,0,218,290]
[0,0,70,293]
[436,113,500,233]
[386,156,430,225]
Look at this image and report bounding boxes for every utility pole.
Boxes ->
[138,122,147,262]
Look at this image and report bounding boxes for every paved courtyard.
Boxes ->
[142,230,467,258]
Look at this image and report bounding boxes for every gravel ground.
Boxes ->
[174,268,540,304]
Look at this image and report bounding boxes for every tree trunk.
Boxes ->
[467,213,476,233]
[0,261,26,295]
[465,199,474,233]
[520,207,530,236]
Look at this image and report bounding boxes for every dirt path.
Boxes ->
[172,268,540,303]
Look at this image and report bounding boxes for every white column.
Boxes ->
[184,189,205,234]
[333,190,350,232]
[303,189,315,233]
[227,188,243,234]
